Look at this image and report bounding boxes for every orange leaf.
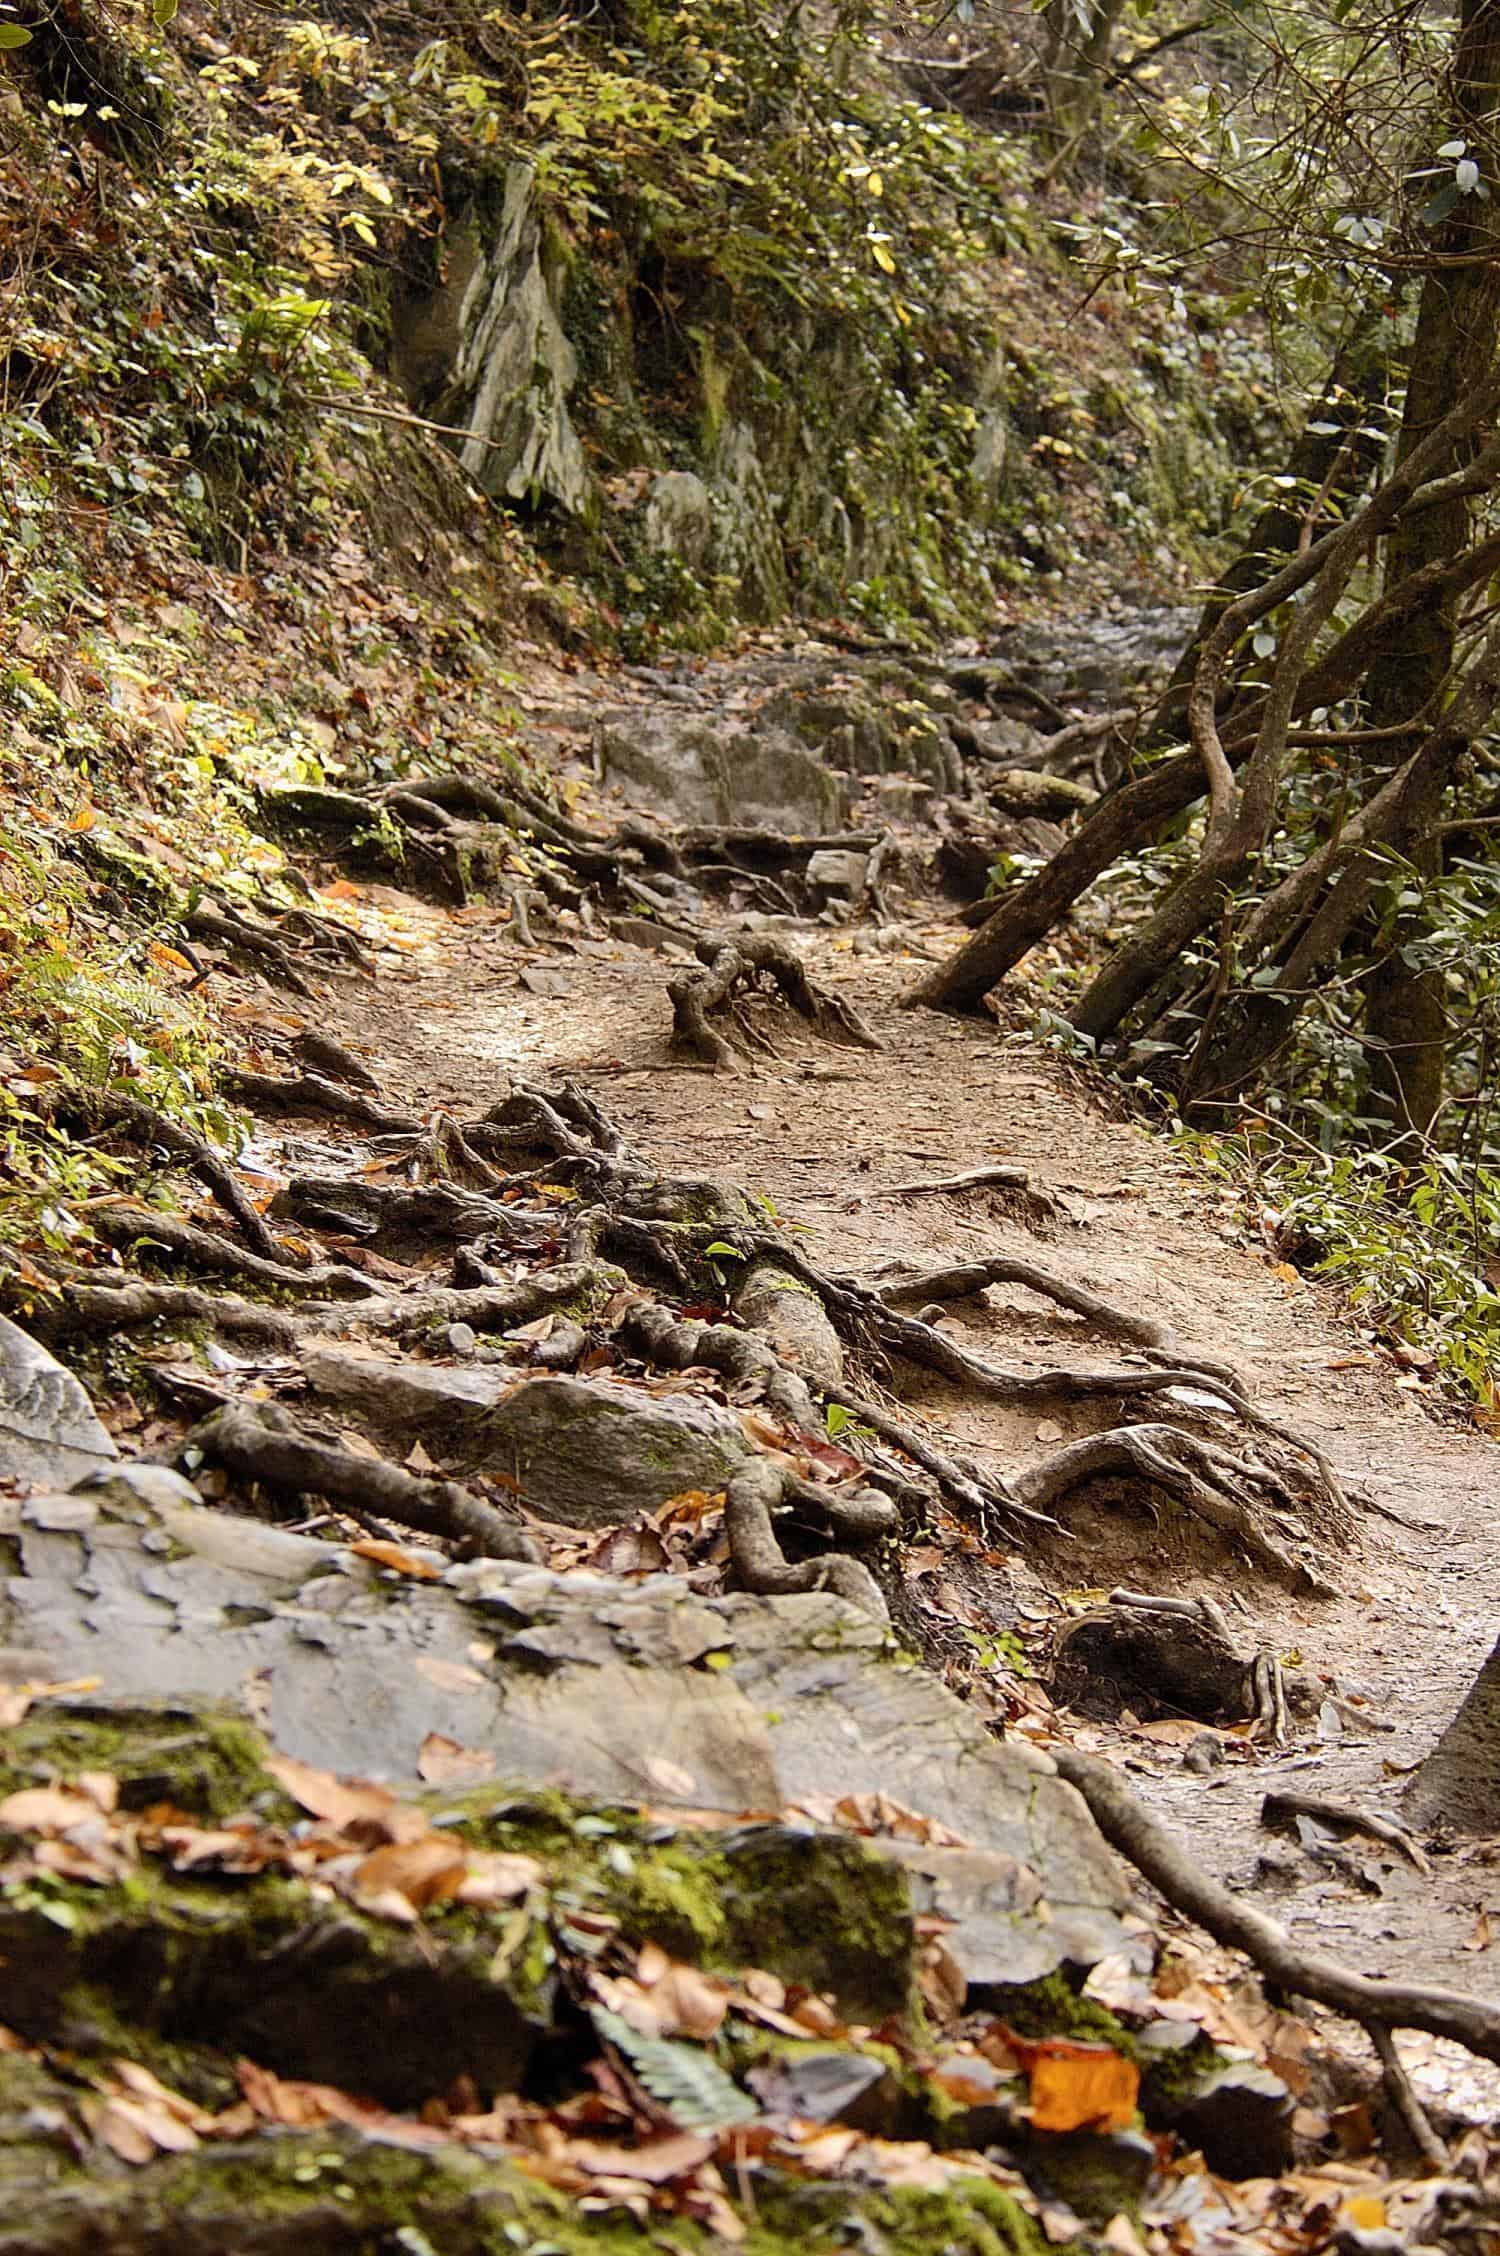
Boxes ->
[351,1538,443,1582]
[67,800,97,834]
[350,1835,468,1911]
[1027,2044,1139,2134]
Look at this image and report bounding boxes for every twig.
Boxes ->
[885,1165,1033,1195]
[1368,2021,1448,2170]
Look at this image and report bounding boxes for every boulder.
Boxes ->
[644,470,713,568]
[3,1488,1133,1986]
[595,711,845,833]
[0,1315,117,1490]
[302,1350,750,1525]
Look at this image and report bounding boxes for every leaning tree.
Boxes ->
[912,0,1500,1145]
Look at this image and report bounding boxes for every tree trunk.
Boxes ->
[1407,1630,1500,1831]
[906,320,1390,1016]
[1360,0,1500,1138]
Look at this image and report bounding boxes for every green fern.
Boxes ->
[590,2007,759,2131]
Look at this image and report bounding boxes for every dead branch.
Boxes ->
[1053,1746,1500,2068]
[885,1164,1032,1195]
[1368,2023,1448,2169]
[188,1401,538,1561]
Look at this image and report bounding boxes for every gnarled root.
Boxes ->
[186,1400,538,1562]
[90,1206,379,1300]
[877,1251,1242,1391]
[1009,1422,1335,1593]
[724,1459,890,1622]
[669,937,883,1068]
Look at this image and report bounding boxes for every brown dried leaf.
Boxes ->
[417,1732,496,1786]
[0,1785,101,1833]
[264,1755,398,1833]
[348,1835,468,1913]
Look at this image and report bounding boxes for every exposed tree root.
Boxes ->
[297,1261,624,1341]
[90,1206,380,1300]
[1261,1791,1431,1874]
[877,1251,1242,1387]
[296,1029,383,1090]
[818,1380,1068,1540]
[724,1458,889,1621]
[1054,1744,1500,2069]
[223,1068,421,1138]
[1369,2022,1449,2169]
[669,938,883,1068]
[273,1175,552,1252]
[1009,1423,1334,1593]
[57,1090,283,1263]
[616,1301,821,1433]
[50,1279,302,1347]
[185,901,320,998]
[187,1401,538,1561]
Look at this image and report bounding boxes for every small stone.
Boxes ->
[805,849,868,896]
[445,1323,478,1358]
[1150,2058,1294,2178]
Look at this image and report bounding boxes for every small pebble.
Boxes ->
[445,1322,478,1357]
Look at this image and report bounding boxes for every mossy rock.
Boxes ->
[0,2045,1063,2256]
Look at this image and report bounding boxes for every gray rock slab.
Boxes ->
[596,711,845,833]
[0,1316,117,1490]
[3,1493,1133,1987]
[304,1351,749,1523]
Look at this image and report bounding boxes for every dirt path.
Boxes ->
[294,660,1500,2126]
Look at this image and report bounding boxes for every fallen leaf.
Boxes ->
[349,1835,468,1912]
[0,1785,101,1833]
[417,1732,496,1786]
[351,1538,444,1582]
[263,1755,398,1833]
[1026,2043,1139,2134]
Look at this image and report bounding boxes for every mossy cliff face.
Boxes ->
[375,3,1277,647]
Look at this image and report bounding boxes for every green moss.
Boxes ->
[983,1971,1140,2063]
[868,2180,1051,2256]
[0,1700,295,1826]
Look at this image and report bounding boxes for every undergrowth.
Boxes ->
[1176,1122,1500,1418]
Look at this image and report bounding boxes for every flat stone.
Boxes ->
[1,1505,1132,1988]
